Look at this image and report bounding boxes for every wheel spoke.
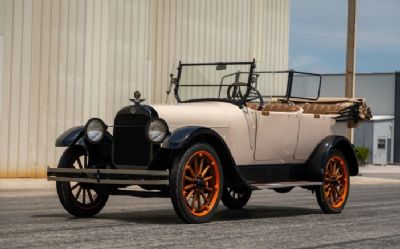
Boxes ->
[324,185,331,195]
[204,186,214,193]
[201,165,210,177]
[203,176,213,182]
[191,192,197,210]
[332,185,340,202]
[184,184,195,191]
[200,190,208,203]
[84,155,88,168]
[71,183,79,191]
[330,162,336,176]
[87,189,94,203]
[194,157,199,174]
[186,165,196,178]
[198,157,204,175]
[82,188,86,204]
[77,158,83,169]
[75,186,82,199]
[197,192,201,211]
[184,176,195,182]
[185,189,194,201]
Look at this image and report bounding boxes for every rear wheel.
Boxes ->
[56,147,109,217]
[170,143,223,223]
[221,185,252,209]
[316,150,350,213]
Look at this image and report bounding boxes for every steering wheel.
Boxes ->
[227,83,264,110]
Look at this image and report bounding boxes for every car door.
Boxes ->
[254,110,301,162]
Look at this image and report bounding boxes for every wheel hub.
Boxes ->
[195,177,205,188]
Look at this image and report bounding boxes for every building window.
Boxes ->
[377,139,386,149]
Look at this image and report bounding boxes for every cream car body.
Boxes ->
[154,102,347,165]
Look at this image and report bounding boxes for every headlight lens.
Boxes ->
[85,118,106,143]
[146,118,168,143]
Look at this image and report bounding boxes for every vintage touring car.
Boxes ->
[48,61,371,223]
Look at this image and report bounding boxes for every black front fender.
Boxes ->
[55,126,85,147]
[56,126,113,166]
[162,126,254,190]
[307,135,359,179]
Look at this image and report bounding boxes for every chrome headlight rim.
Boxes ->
[145,118,169,144]
[84,118,107,144]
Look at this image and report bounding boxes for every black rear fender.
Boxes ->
[307,135,359,179]
[161,126,253,190]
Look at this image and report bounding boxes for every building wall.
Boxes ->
[394,72,400,163]
[320,73,395,116]
[372,120,394,164]
[0,0,290,177]
[354,119,394,164]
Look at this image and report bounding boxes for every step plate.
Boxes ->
[253,181,322,190]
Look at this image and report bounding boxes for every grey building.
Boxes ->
[318,72,400,165]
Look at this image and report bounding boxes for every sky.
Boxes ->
[289,0,400,73]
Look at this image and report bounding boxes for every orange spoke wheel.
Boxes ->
[170,143,223,223]
[316,150,350,214]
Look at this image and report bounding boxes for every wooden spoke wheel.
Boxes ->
[221,185,252,209]
[316,150,350,213]
[170,143,223,223]
[56,147,109,217]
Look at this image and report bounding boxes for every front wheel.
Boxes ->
[170,143,223,223]
[316,150,350,214]
[56,147,109,217]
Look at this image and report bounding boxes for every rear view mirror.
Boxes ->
[216,64,227,70]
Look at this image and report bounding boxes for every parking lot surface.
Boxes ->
[1,173,400,248]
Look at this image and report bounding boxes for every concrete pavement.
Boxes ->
[1,165,400,248]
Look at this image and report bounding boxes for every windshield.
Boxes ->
[175,62,255,104]
[253,71,322,100]
[172,62,322,104]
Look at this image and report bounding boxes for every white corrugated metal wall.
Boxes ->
[0,0,289,177]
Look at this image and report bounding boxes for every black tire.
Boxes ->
[273,187,294,194]
[170,143,223,223]
[221,185,252,209]
[56,146,109,217]
[316,149,350,214]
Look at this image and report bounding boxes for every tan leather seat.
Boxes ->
[246,102,260,110]
[261,103,301,112]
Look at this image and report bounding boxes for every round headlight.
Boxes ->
[85,118,107,143]
[146,118,168,143]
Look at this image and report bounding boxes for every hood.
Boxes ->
[152,101,244,130]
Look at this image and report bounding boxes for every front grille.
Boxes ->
[113,114,151,166]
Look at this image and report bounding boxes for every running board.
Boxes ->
[252,181,322,190]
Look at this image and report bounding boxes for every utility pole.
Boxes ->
[345,0,357,141]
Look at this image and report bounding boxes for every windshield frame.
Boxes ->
[254,70,322,101]
[173,61,256,106]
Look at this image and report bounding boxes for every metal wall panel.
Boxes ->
[320,73,395,116]
[0,0,289,177]
[155,0,290,103]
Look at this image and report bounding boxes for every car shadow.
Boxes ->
[32,205,321,225]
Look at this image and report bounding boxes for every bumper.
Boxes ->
[47,167,169,185]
